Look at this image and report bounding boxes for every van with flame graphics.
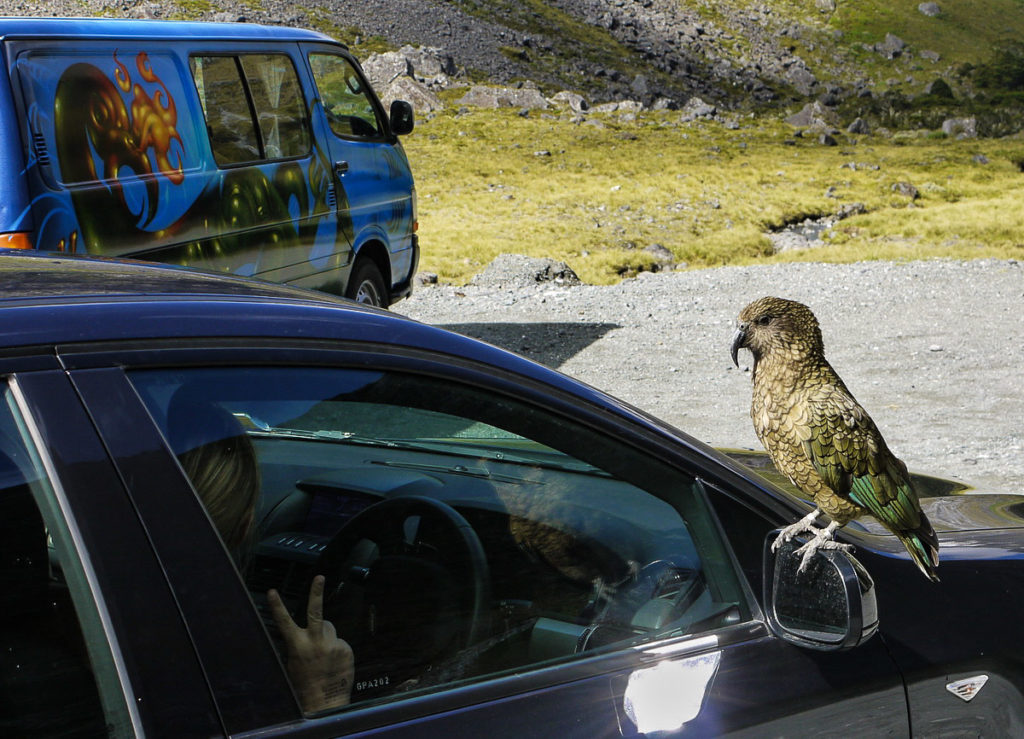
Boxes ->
[0,18,418,305]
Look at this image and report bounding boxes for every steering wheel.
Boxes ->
[312,496,491,699]
[578,558,707,652]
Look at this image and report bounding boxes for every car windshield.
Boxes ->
[238,406,606,475]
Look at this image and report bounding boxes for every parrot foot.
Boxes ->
[771,509,823,552]
[793,521,854,574]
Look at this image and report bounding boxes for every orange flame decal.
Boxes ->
[113,51,184,185]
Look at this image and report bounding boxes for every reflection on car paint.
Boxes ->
[623,650,721,734]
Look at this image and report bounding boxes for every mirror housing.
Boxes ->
[763,530,878,651]
[390,100,415,136]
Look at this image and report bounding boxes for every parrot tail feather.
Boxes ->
[898,524,940,583]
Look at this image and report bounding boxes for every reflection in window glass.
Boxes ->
[129,366,748,716]
[0,388,131,736]
[239,55,310,159]
[191,56,260,165]
[191,54,310,165]
[309,54,382,138]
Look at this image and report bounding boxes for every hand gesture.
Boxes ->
[268,575,355,713]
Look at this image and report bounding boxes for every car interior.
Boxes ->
[132,365,750,708]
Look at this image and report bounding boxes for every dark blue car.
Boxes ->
[1,251,1021,737]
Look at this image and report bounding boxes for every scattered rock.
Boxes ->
[942,117,977,139]
[837,202,867,219]
[920,50,942,63]
[397,45,458,81]
[361,51,413,88]
[785,101,838,129]
[973,154,990,165]
[591,100,644,114]
[819,133,839,146]
[918,2,942,17]
[470,254,581,288]
[457,84,549,110]
[892,182,920,199]
[377,76,443,113]
[678,96,717,122]
[876,33,907,59]
[550,91,589,113]
[415,271,439,286]
[847,117,870,134]
[643,243,675,268]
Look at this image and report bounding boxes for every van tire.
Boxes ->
[346,259,388,307]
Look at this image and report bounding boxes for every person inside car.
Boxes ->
[171,398,354,714]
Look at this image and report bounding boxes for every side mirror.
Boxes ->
[389,100,414,136]
[763,530,878,651]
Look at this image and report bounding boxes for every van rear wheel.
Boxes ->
[346,260,388,307]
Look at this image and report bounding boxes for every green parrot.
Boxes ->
[731,296,939,582]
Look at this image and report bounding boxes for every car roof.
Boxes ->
[0,251,796,519]
[0,251,559,382]
[0,17,336,44]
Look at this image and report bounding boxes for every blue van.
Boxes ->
[0,18,418,305]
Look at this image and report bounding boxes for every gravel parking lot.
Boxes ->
[397,259,1024,492]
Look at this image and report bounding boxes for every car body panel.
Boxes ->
[1,252,1023,736]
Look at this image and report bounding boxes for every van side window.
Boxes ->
[309,54,383,139]
[191,54,310,166]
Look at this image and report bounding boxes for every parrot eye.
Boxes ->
[756,315,772,326]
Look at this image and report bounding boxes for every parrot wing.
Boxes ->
[800,383,924,534]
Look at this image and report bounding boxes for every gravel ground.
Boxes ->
[395,259,1024,493]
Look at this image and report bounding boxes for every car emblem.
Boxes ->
[946,675,989,702]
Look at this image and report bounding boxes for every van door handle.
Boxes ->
[334,160,350,177]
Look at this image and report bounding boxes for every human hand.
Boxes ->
[268,575,354,714]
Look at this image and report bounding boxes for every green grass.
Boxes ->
[405,105,1024,284]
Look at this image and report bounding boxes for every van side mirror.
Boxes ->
[763,530,878,651]
[390,100,414,136]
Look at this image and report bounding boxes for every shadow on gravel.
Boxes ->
[439,322,621,368]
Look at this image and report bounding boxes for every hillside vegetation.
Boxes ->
[407,102,1024,284]
[143,0,1024,282]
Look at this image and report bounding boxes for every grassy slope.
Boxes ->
[407,107,1024,284]
[171,0,1024,283]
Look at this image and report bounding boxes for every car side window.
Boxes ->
[0,386,131,736]
[191,53,310,165]
[129,366,750,716]
[308,54,383,139]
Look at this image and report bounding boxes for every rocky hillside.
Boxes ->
[7,0,1024,117]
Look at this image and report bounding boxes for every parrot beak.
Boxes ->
[730,324,748,367]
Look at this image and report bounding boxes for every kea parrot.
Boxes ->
[730,296,939,582]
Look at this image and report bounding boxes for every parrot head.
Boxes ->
[731,296,825,367]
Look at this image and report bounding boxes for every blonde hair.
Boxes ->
[169,398,261,561]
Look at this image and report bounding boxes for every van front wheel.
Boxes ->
[346,260,388,307]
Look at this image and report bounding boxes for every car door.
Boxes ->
[304,46,417,286]
[57,342,909,737]
[0,367,229,736]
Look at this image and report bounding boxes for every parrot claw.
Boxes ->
[793,526,854,574]
[772,509,822,552]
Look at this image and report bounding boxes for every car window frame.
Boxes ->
[53,337,780,733]
[67,365,300,734]
[6,367,226,736]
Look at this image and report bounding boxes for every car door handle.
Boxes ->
[334,160,350,177]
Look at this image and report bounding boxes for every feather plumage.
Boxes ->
[732,296,939,582]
